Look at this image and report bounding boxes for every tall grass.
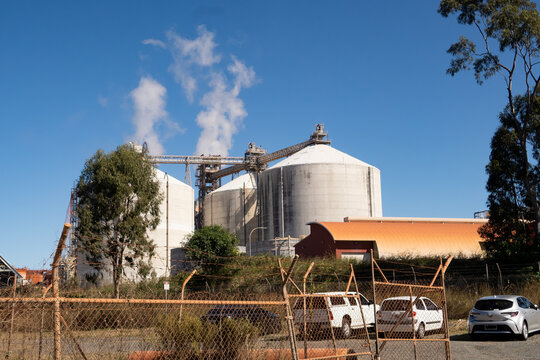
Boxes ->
[446,278,540,319]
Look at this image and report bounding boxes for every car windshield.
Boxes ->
[381,300,415,311]
[293,296,326,309]
[474,299,513,310]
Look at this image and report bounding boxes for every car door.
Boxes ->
[523,297,540,331]
[423,298,443,331]
[358,294,375,326]
[346,295,361,328]
[328,295,348,328]
[414,299,427,331]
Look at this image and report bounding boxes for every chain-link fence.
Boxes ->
[371,257,451,360]
[0,253,451,360]
[1,297,294,360]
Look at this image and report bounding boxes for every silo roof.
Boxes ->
[269,144,375,168]
[212,172,256,193]
[154,168,192,190]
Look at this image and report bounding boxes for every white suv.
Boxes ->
[293,292,378,338]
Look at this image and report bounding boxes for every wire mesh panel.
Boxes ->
[0,299,55,360]
[372,258,451,360]
[1,297,296,360]
[0,256,452,360]
[289,293,374,360]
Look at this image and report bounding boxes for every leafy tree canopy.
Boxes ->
[439,0,540,260]
[185,225,238,273]
[75,144,162,297]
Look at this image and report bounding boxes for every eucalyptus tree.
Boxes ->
[439,0,540,259]
[75,144,162,297]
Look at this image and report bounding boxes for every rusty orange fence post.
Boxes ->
[441,257,453,360]
[371,250,380,360]
[302,262,314,357]
[52,223,71,360]
[179,269,196,322]
[6,275,18,359]
[280,255,299,360]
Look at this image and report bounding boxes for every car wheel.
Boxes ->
[519,322,528,341]
[469,332,480,341]
[341,317,352,339]
[416,323,425,339]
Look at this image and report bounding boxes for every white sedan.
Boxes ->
[377,296,444,339]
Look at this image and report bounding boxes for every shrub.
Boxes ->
[155,314,258,359]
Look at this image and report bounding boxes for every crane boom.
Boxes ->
[208,133,330,181]
[148,155,244,165]
[142,124,331,228]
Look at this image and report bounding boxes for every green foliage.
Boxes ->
[156,314,215,358]
[479,96,540,260]
[156,314,258,359]
[439,0,540,258]
[439,0,540,83]
[185,225,238,274]
[75,144,163,298]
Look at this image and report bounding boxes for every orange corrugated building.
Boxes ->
[294,217,488,260]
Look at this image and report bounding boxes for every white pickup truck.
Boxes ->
[293,291,379,338]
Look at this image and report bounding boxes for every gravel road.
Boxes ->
[450,333,540,360]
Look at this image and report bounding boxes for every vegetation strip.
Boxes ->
[0,297,287,305]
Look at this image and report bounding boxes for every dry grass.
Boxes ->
[446,278,540,319]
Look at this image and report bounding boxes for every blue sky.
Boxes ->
[1,1,510,268]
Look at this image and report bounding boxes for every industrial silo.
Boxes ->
[149,168,194,277]
[203,172,258,251]
[257,144,382,253]
[76,168,194,285]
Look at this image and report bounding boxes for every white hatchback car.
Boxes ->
[468,295,540,340]
[377,296,444,339]
[293,292,378,338]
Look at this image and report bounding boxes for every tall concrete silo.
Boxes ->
[203,172,258,249]
[150,168,194,276]
[256,144,382,253]
[76,168,194,285]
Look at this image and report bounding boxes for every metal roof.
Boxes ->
[0,255,23,282]
[308,219,487,257]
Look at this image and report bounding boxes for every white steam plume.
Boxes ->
[195,56,257,156]
[167,25,221,102]
[141,26,258,156]
[130,76,168,155]
[142,38,166,48]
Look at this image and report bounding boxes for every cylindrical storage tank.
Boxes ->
[203,173,258,249]
[257,144,382,251]
[76,168,194,285]
[149,168,194,277]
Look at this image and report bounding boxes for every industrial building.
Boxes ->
[0,255,22,287]
[294,217,488,260]
[74,124,488,282]
[76,168,194,285]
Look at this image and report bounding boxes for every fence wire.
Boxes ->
[0,257,451,360]
[372,258,451,360]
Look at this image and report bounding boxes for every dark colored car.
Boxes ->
[201,305,282,334]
